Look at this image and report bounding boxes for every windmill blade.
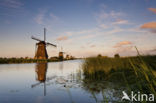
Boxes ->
[31,36,42,42]
[31,76,56,88]
[46,42,57,47]
[31,82,42,88]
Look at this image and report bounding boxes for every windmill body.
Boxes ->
[59,51,64,61]
[35,41,48,59]
[59,47,65,61]
[32,28,56,59]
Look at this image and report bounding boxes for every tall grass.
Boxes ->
[82,51,156,102]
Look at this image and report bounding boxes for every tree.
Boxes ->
[97,54,102,58]
[114,53,120,58]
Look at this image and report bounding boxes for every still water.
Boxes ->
[0,60,122,103]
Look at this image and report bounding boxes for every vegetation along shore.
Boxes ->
[82,52,156,102]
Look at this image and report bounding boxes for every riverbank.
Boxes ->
[0,57,78,64]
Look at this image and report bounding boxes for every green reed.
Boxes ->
[82,53,156,102]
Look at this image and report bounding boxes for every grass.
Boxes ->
[0,57,76,64]
[82,50,156,102]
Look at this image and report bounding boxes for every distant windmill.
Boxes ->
[31,28,56,59]
[59,47,66,61]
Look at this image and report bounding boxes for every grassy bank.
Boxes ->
[0,57,76,64]
[82,55,156,102]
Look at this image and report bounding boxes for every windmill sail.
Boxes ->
[31,36,42,42]
[46,42,57,47]
[31,28,57,59]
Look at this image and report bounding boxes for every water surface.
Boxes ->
[0,60,122,103]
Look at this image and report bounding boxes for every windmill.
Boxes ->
[59,47,66,61]
[31,28,56,59]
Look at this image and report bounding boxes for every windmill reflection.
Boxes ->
[36,63,47,82]
[59,61,63,74]
[31,63,47,96]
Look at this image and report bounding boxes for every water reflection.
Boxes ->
[59,62,63,74]
[31,63,47,96]
[82,77,122,102]
[30,61,122,102]
[0,60,125,103]
[35,63,47,82]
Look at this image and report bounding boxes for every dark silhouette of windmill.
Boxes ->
[59,47,66,61]
[31,63,47,96]
[31,28,56,59]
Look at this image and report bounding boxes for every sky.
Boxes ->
[0,0,156,58]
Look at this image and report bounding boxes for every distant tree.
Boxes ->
[114,53,120,58]
[19,57,24,60]
[97,54,102,58]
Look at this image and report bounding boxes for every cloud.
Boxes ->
[50,13,59,21]
[141,22,156,29]
[95,10,124,23]
[34,10,60,25]
[34,10,46,24]
[0,0,23,8]
[141,22,156,33]
[108,27,124,34]
[114,41,132,48]
[56,36,68,41]
[64,26,124,40]
[112,19,129,25]
[57,26,125,46]
[63,28,100,39]
[148,8,156,14]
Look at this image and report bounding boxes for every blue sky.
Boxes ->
[0,0,156,57]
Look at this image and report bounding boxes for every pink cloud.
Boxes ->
[56,36,68,41]
[141,22,156,33]
[148,8,156,14]
[114,41,132,48]
[141,22,156,29]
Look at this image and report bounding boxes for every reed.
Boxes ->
[82,51,156,102]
